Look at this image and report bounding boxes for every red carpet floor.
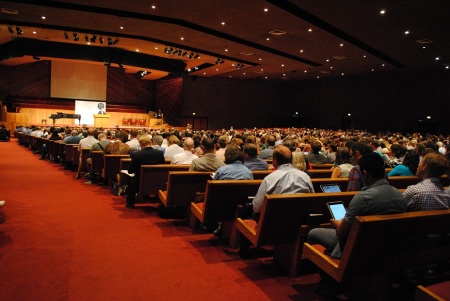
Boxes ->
[0,139,331,301]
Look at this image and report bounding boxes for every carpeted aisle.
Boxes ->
[0,139,323,301]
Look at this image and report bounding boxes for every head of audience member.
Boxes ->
[310,140,322,154]
[152,135,163,147]
[329,143,338,153]
[245,135,257,145]
[87,128,95,136]
[114,130,126,142]
[336,147,352,165]
[391,144,407,159]
[183,137,195,151]
[70,130,79,136]
[266,135,276,147]
[139,135,152,148]
[272,145,292,168]
[282,139,296,152]
[167,135,180,146]
[97,133,107,141]
[370,140,380,151]
[201,137,216,154]
[243,144,258,160]
[402,149,420,174]
[217,136,228,149]
[350,142,372,165]
[292,151,307,171]
[129,129,138,139]
[416,152,448,180]
[224,144,244,164]
[359,152,386,186]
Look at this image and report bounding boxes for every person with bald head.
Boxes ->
[171,137,199,165]
[251,145,314,215]
[239,145,314,258]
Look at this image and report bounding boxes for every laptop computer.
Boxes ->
[320,184,341,193]
[326,201,347,220]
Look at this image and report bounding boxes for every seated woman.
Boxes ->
[387,149,420,176]
[331,147,353,178]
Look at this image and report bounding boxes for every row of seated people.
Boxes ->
[16,128,450,299]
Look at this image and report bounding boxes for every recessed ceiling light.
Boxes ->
[380,9,386,15]
[87,42,90,45]
[281,64,284,67]
[317,76,320,79]
[423,46,426,49]
[304,70,307,73]
[266,37,270,41]
[264,8,268,12]
[259,58,262,61]
[330,67,333,69]
[181,37,184,40]
[151,5,156,9]
[225,48,228,52]
[382,64,385,67]
[32,31,37,34]
[268,30,287,36]
[308,28,312,32]
[371,69,374,71]
[340,43,344,47]
[299,49,304,53]
[446,66,449,69]
[221,22,225,25]
[326,59,330,62]
[363,55,367,58]
[240,51,254,56]
[203,72,206,75]
[41,16,46,19]
[404,30,410,35]
[261,69,264,72]
[154,47,158,50]
[136,49,139,52]
[436,57,440,60]
[243,73,246,75]
[120,26,124,30]
[341,73,345,76]
[265,77,268,79]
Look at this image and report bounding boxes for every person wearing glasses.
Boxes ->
[347,142,372,191]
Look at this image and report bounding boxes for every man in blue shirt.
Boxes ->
[214,144,253,180]
[243,143,268,171]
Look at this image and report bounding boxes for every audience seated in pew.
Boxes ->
[243,143,268,171]
[213,144,253,180]
[189,137,224,172]
[239,145,314,258]
[171,137,198,165]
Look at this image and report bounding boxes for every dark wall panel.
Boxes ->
[155,76,183,126]
[0,61,50,100]
[106,66,153,110]
[182,76,295,130]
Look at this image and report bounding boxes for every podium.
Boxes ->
[93,114,110,128]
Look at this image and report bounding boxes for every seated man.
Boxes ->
[239,145,314,258]
[189,137,225,171]
[252,145,314,216]
[126,136,165,208]
[259,135,276,160]
[171,137,198,165]
[347,142,373,191]
[164,135,183,159]
[305,140,327,164]
[243,143,269,171]
[85,133,111,184]
[308,152,407,259]
[213,144,253,180]
[403,152,450,211]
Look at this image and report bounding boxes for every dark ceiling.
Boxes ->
[0,0,449,80]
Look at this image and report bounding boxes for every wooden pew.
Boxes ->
[117,158,131,186]
[303,209,450,300]
[76,148,91,178]
[309,169,333,178]
[158,171,212,211]
[138,164,190,201]
[90,151,104,181]
[310,163,334,170]
[235,192,358,277]
[415,281,450,301]
[102,154,130,186]
[190,180,264,242]
[63,144,78,170]
[251,170,272,179]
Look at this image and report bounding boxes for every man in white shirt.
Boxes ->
[164,135,184,159]
[126,129,141,153]
[79,128,99,150]
[171,137,199,165]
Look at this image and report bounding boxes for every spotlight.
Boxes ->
[138,70,149,79]
[188,52,194,59]
[215,58,220,64]
[113,37,119,45]
[168,47,173,54]
[8,26,13,34]
[220,59,225,64]
[84,34,89,42]
[181,51,187,57]
[64,32,69,39]
[118,63,124,68]
[90,35,97,43]
[99,36,104,44]
[107,37,113,45]
[193,54,200,59]
[164,47,169,53]
[16,26,23,35]
[73,33,79,41]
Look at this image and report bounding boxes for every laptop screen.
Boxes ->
[320,184,341,193]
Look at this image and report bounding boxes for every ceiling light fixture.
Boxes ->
[85,34,89,42]
[8,26,13,34]
[73,33,79,41]
[99,36,104,44]
[193,54,200,59]
[90,35,97,43]
[107,37,113,45]
[64,32,69,39]
[16,26,23,35]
